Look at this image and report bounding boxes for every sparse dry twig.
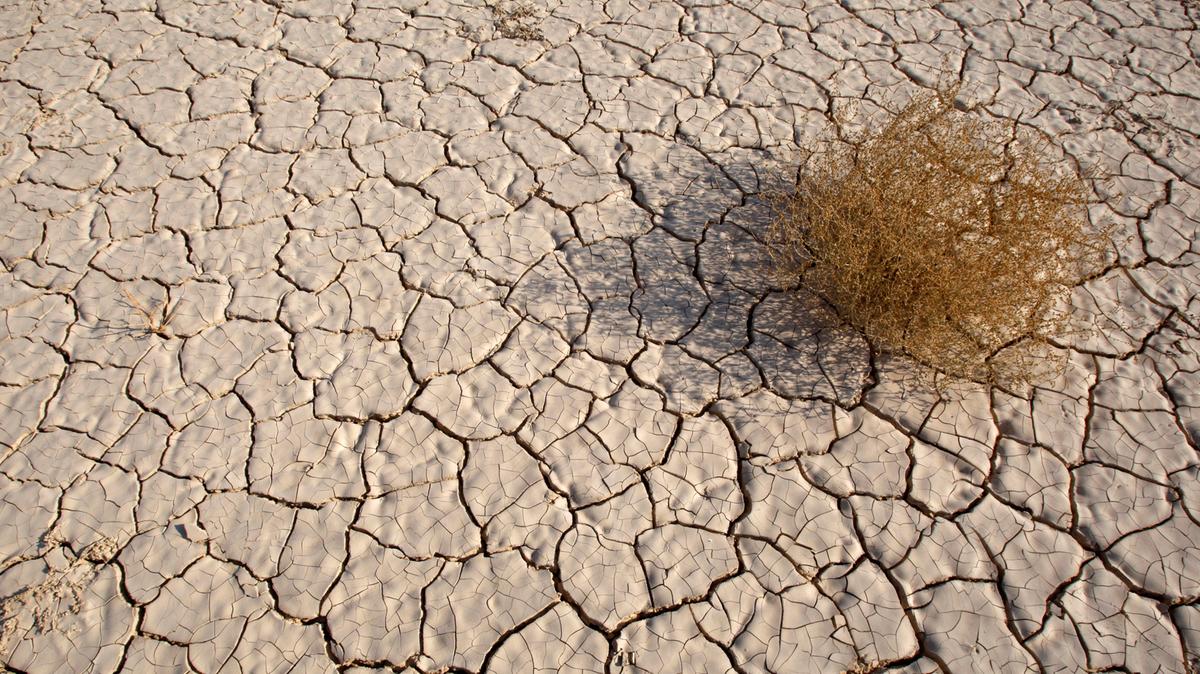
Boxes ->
[121,288,179,337]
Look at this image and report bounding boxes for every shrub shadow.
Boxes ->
[618,139,873,407]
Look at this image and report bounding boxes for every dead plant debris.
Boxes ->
[767,86,1110,388]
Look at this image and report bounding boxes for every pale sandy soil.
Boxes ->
[1,0,1199,672]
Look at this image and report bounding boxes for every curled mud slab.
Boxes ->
[1,1,1199,672]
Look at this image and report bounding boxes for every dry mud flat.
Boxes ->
[1,0,1199,672]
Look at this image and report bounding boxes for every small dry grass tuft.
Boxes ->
[121,288,179,337]
[768,86,1110,388]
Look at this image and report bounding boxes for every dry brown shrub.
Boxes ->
[768,86,1110,388]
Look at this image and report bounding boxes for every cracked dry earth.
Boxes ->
[3,0,1200,673]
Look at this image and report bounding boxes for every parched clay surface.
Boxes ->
[1,0,1199,672]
